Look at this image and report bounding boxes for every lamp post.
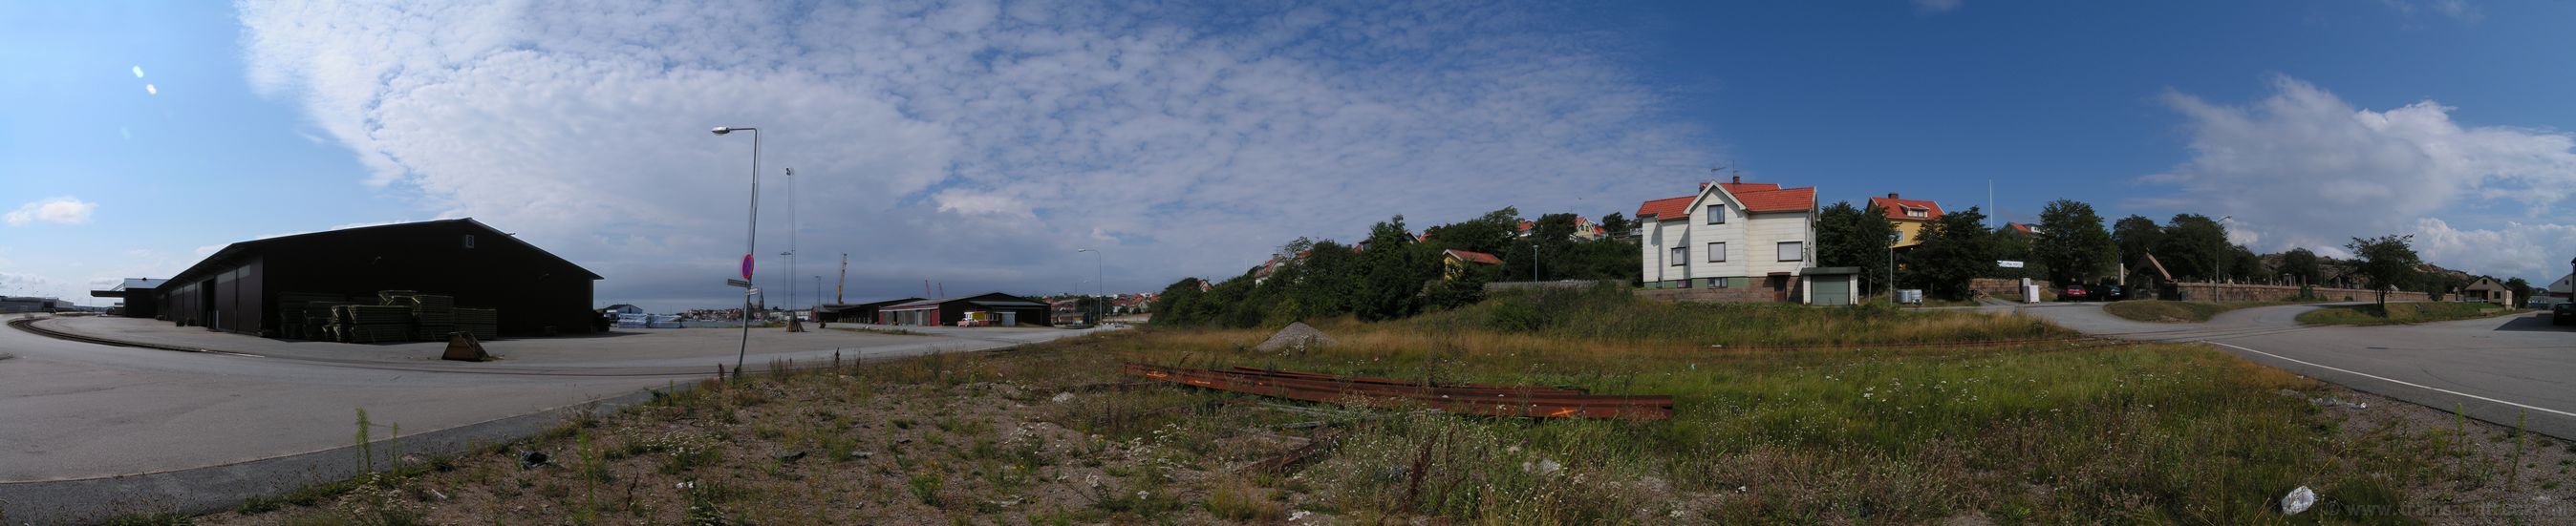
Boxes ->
[713,126,758,378]
[1078,248,1102,326]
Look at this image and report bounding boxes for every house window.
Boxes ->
[1670,246,1686,266]
[1707,242,1727,263]
[1906,208,1927,219]
[1707,204,1727,224]
[462,235,476,248]
[1777,241,1803,262]
[1713,278,1729,288]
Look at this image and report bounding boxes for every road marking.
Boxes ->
[2205,341,2576,420]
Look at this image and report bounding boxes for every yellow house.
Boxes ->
[1868,193,1945,248]
[1441,249,1504,281]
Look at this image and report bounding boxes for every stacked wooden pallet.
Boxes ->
[329,305,417,344]
[454,307,500,340]
[385,293,457,341]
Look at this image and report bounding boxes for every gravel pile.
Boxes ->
[1254,322,1338,352]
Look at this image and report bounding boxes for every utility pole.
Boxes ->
[784,167,797,311]
[836,253,848,305]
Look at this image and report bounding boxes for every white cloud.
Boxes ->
[2410,219,2576,281]
[1915,0,1963,14]
[234,1,1714,306]
[2144,74,2576,282]
[6,197,98,226]
[2382,0,2482,23]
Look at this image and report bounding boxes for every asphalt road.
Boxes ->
[2007,302,2576,441]
[0,315,1106,482]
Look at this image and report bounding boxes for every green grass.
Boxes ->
[2296,302,2522,326]
[2103,300,2303,323]
[196,286,2525,525]
[1397,284,2071,347]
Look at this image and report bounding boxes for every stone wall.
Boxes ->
[1967,278,2054,298]
[2169,283,2428,303]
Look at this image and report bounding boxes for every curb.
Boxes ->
[0,387,669,526]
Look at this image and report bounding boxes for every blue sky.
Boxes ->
[6,0,2574,310]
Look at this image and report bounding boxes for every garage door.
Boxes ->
[1810,275,1852,305]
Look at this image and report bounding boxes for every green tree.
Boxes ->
[1598,212,1631,240]
[1420,207,1520,256]
[2156,214,2228,281]
[2033,200,2116,285]
[1353,216,1433,322]
[1502,213,1582,281]
[2228,244,2265,283]
[1816,201,1899,296]
[1904,206,1995,301]
[2279,248,2323,284]
[2506,277,2534,305]
[2345,235,2422,306]
[1147,278,1208,326]
[1282,240,1362,320]
[2112,215,2164,281]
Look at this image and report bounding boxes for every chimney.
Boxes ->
[1887,193,1900,199]
[1731,176,1742,184]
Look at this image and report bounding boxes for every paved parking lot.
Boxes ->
[0,315,1104,481]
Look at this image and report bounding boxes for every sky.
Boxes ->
[5,0,2575,310]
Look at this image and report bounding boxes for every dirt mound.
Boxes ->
[1253,322,1338,352]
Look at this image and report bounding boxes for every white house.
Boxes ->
[1635,177,1826,303]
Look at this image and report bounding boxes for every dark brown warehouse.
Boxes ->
[156,219,601,338]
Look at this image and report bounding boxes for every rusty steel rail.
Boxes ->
[1225,367,1593,394]
[1122,363,1673,420]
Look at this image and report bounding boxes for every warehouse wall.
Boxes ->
[156,220,599,338]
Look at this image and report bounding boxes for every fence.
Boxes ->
[2169,283,2428,303]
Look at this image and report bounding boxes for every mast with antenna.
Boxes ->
[836,253,848,305]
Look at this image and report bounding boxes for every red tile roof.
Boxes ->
[1638,181,1816,221]
[1635,196,1695,221]
[2005,222,2037,234]
[1444,249,1503,265]
[1733,186,1815,213]
[1870,195,1944,221]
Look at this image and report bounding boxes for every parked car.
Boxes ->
[2094,283,2126,302]
[2553,302,2574,326]
[2060,284,2091,302]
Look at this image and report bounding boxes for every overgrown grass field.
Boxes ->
[187,287,2569,525]
[2296,302,2522,326]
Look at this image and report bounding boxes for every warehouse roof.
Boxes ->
[162,219,601,286]
[882,292,1046,310]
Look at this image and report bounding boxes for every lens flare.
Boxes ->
[132,66,144,78]
[144,84,157,95]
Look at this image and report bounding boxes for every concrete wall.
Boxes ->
[2170,283,2429,303]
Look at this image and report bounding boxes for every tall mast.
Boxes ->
[784,167,797,310]
[836,253,848,304]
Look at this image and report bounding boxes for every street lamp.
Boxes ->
[713,125,758,378]
[1078,248,1102,326]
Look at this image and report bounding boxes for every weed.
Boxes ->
[908,473,946,507]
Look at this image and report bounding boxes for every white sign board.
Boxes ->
[1996,261,2025,268]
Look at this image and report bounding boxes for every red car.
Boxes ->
[2060,284,2091,302]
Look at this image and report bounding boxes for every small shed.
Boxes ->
[879,292,1050,326]
[1799,266,1861,306]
